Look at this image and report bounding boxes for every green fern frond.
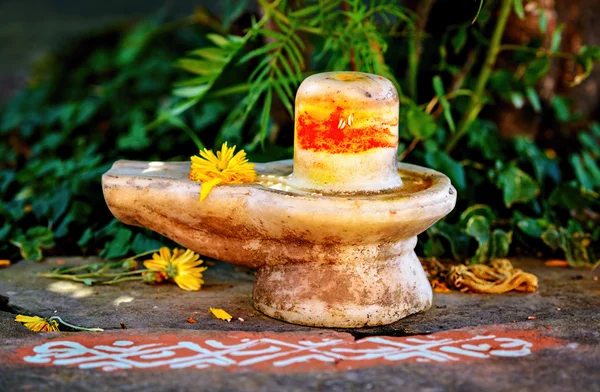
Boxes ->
[165,0,415,149]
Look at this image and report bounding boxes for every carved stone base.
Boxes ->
[253,239,432,328]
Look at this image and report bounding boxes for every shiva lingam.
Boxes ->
[102,71,456,328]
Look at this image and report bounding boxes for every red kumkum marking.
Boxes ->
[297,106,397,154]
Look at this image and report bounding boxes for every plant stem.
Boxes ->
[398,137,420,162]
[50,316,104,332]
[499,44,574,59]
[101,276,144,285]
[37,273,91,282]
[445,0,513,153]
[124,249,161,261]
[102,270,147,278]
[52,264,94,274]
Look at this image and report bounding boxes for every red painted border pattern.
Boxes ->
[11,329,561,373]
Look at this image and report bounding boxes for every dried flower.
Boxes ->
[189,142,256,201]
[15,315,59,332]
[144,247,207,291]
[209,308,232,322]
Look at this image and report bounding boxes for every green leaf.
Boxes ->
[0,170,15,193]
[175,59,215,75]
[579,132,600,156]
[514,137,560,183]
[221,0,248,29]
[432,76,455,132]
[188,47,227,63]
[424,236,445,258]
[173,84,210,98]
[465,216,491,264]
[551,24,564,52]
[131,233,165,254]
[549,183,591,211]
[424,141,466,191]
[513,0,525,19]
[258,87,273,145]
[239,43,279,64]
[100,228,132,259]
[509,91,525,109]
[525,87,541,112]
[582,152,600,186]
[206,34,231,48]
[32,187,72,224]
[540,227,561,250]
[552,96,571,122]
[0,224,11,242]
[467,120,504,160]
[10,226,55,261]
[427,221,471,261]
[117,112,151,151]
[406,107,437,139]
[490,229,512,259]
[539,10,548,33]
[77,228,93,249]
[517,217,550,238]
[459,204,497,228]
[451,26,467,53]
[571,155,594,190]
[524,57,550,86]
[496,165,540,207]
[541,225,594,267]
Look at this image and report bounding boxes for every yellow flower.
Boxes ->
[209,308,232,322]
[15,315,59,332]
[143,247,207,291]
[190,142,257,201]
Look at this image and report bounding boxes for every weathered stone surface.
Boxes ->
[1,257,598,337]
[0,257,312,332]
[0,257,599,391]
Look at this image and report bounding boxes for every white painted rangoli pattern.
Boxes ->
[22,334,533,372]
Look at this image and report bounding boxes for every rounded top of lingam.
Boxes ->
[296,72,399,105]
[291,71,401,193]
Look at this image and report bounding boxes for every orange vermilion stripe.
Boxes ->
[296,106,397,154]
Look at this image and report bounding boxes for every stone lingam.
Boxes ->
[102,71,457,328]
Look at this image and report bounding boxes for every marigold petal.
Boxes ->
[15,315,42,323]
[173,275,202,291]
[159,247,172,261]
[143,259,166,271]
[174,250,200,266]
[199,178,223,202]
[209,308,232,321]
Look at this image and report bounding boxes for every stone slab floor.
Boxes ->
[0,257,599,391]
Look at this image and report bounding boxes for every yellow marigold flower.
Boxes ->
[143,247,207,291]
[209,308,232,322]
[190,142,256,201]
[15,315,59,332]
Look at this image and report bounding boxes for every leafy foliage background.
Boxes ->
[1,0,599,266]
